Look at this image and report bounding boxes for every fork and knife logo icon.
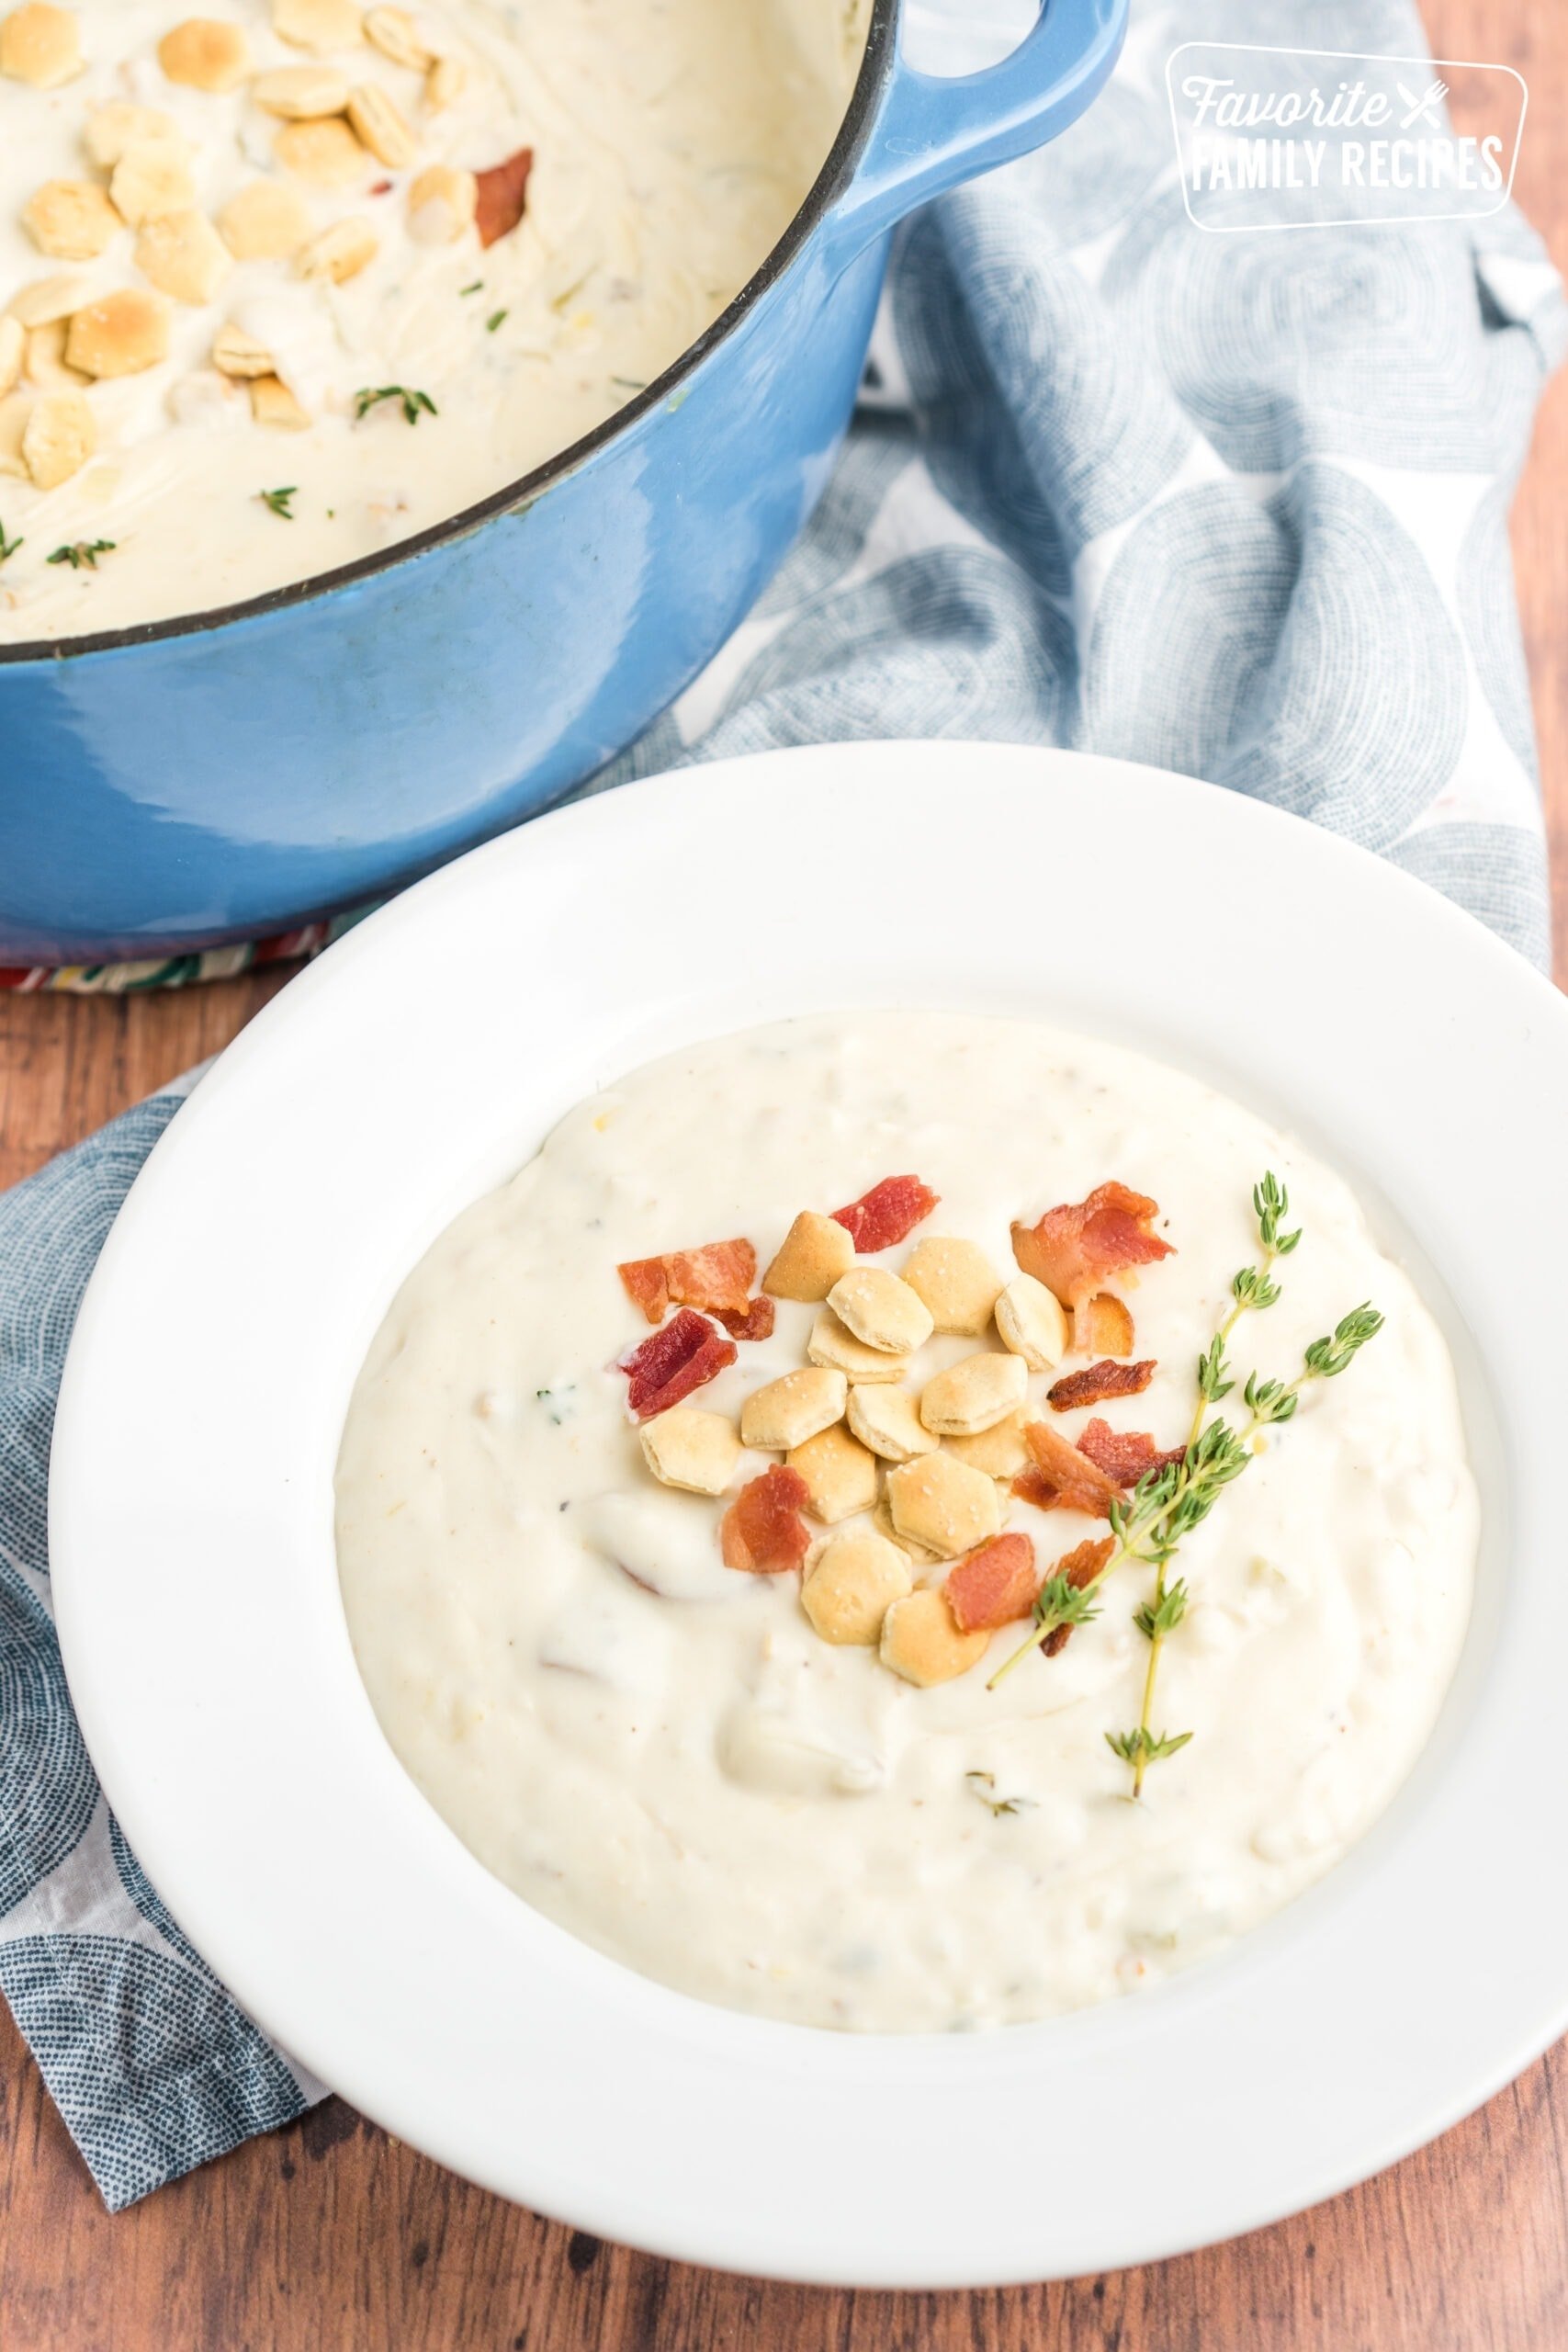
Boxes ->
[1397,77,1450,129]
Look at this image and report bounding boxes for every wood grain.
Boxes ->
[1,4,1563,2342]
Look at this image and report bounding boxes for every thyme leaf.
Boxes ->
[1031,1574,1102,1638]
[46,538,115,570]
[1122,1171,1303,1793]
[0,519,21,563]
[1134,1578,1189,1644]
[1196,1331,1234,1403]
[258,485,297,519]
[1254,1170,1302,1255]
[1105,1727,1193,1768]
[1305,1304,1384,1378]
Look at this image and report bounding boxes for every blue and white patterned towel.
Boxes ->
[2,0,1562,2208]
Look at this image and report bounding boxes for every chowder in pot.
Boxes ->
[0,0,867,639]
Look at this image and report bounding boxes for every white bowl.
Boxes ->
[49,741,1568,2286]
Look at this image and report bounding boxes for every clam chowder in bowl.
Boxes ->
[336,1010,1477,2034]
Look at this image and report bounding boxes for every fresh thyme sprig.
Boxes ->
[0,519,21,563]
[1124,1173,1300,1794]
[991,1309,1381,1696]
[987,1175,1384,1795]
[354,385,437,425]
[46,538,115,570]
[987,1564,1109,1690]
[991,1410,1261,1697]
[987,1180,1294,1702]
[258,486,297,519]
[1114,1302,1382,1793]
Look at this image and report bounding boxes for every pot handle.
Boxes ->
[824,0,1129,266]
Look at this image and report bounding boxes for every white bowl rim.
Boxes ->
[48,740,1568,2287]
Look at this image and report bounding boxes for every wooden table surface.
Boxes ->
[3,7,1564,2345]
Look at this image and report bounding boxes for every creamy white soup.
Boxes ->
[335,1012,1477,2034]
[0,0,864,640]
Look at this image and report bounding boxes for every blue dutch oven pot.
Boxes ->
[0,0,1126,964]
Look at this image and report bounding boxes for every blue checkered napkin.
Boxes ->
[0,1087,323,2208]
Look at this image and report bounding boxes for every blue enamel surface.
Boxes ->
[0,0,1126,963]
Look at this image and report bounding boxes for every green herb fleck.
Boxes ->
[354,385,437,426]
[46,538,115,571]
[485,308,508,334]
[459,279,483,295]
[964,1770,1034,1819]
[0,519,21,564]
[258,486,297,520]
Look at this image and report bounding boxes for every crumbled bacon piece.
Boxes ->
[1043,1535,1115,1656]
[1011,1421,1122,1520]
[1011,1183,1173,1349]
[945,1532,1039,1633]
[831,1175,940,1254]
[1075,1419,1184,1487]
[1011,1465,1057,1511]
[714,1296,776,1341]
[618,1308,736,1420]
[475,144,534,246]
[1083,1292,1134,1357]
[618,1258,670,1322]
[1046,1358,1156,1412]
[663,1240,753,1314]
[719,1465,811,1574]
[617,1238,757,1325]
